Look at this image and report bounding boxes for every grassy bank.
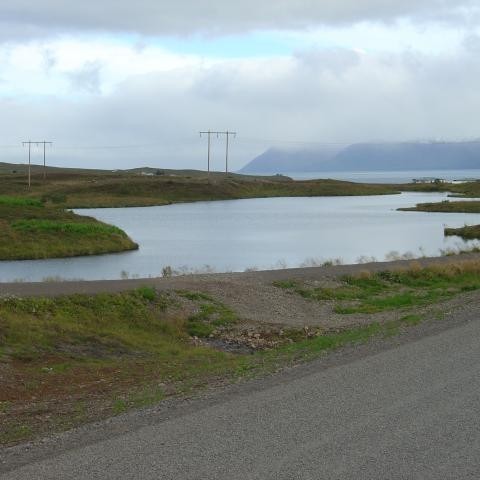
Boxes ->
[2,261,480,445]
[0,196,138,260]
[3,163,480,208]
[0,169,402,209]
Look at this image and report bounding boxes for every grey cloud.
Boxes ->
[0,21,53,43]
[294,48,360,75]
[0,0,478,39]
[67,61,103,94]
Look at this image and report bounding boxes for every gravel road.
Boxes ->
[1,289,480,479]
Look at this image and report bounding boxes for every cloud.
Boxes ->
[67,61,103,94]
[0,0,478,39]
[294,48,361,75]
[463,33,480,53]
[1,39,480,172]
[42,48,57,72]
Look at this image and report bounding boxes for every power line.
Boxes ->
[54,142,166,150]
[1,137,480,152]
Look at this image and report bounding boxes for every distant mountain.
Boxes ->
[240,142,480,174]
[240,146,342,173]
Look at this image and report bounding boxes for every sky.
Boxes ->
[1,1,480,171]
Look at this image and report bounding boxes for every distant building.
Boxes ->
[412,177,447,184]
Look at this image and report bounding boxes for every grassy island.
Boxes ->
[398,200,480,240]
[0,195,138,260]
[398,200,480,214]
[444,225,480,240]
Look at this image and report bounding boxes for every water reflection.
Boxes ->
[1,192,479,281]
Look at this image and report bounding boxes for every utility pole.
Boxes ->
[200,131,223,175]
[40,141,52,180]
[222,131,236,174]
[200,130,236,175]
[22,141,53,187]
[199,131,213,174]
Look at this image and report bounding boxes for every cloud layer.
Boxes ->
[1,36,480,170]
[1,0,478,38]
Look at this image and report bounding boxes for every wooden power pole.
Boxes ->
[22,141,53,187]
[200,131,236,175]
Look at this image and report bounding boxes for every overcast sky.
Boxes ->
[1,1,479,171]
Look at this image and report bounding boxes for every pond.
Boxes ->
[1,192,479,282]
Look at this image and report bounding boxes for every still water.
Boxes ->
[286,169,480,183]
[1,192,479,282]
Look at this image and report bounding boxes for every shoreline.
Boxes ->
[2,251,480,296]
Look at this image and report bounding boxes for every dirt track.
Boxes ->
[2,253,480,329]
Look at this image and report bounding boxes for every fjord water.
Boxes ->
[1,192,479,282]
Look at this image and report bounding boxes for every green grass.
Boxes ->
[0,195,138,260]
[0,288,177,360]
[0,195,43,207]
[12,219,126,236]
[275,261,480,314]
